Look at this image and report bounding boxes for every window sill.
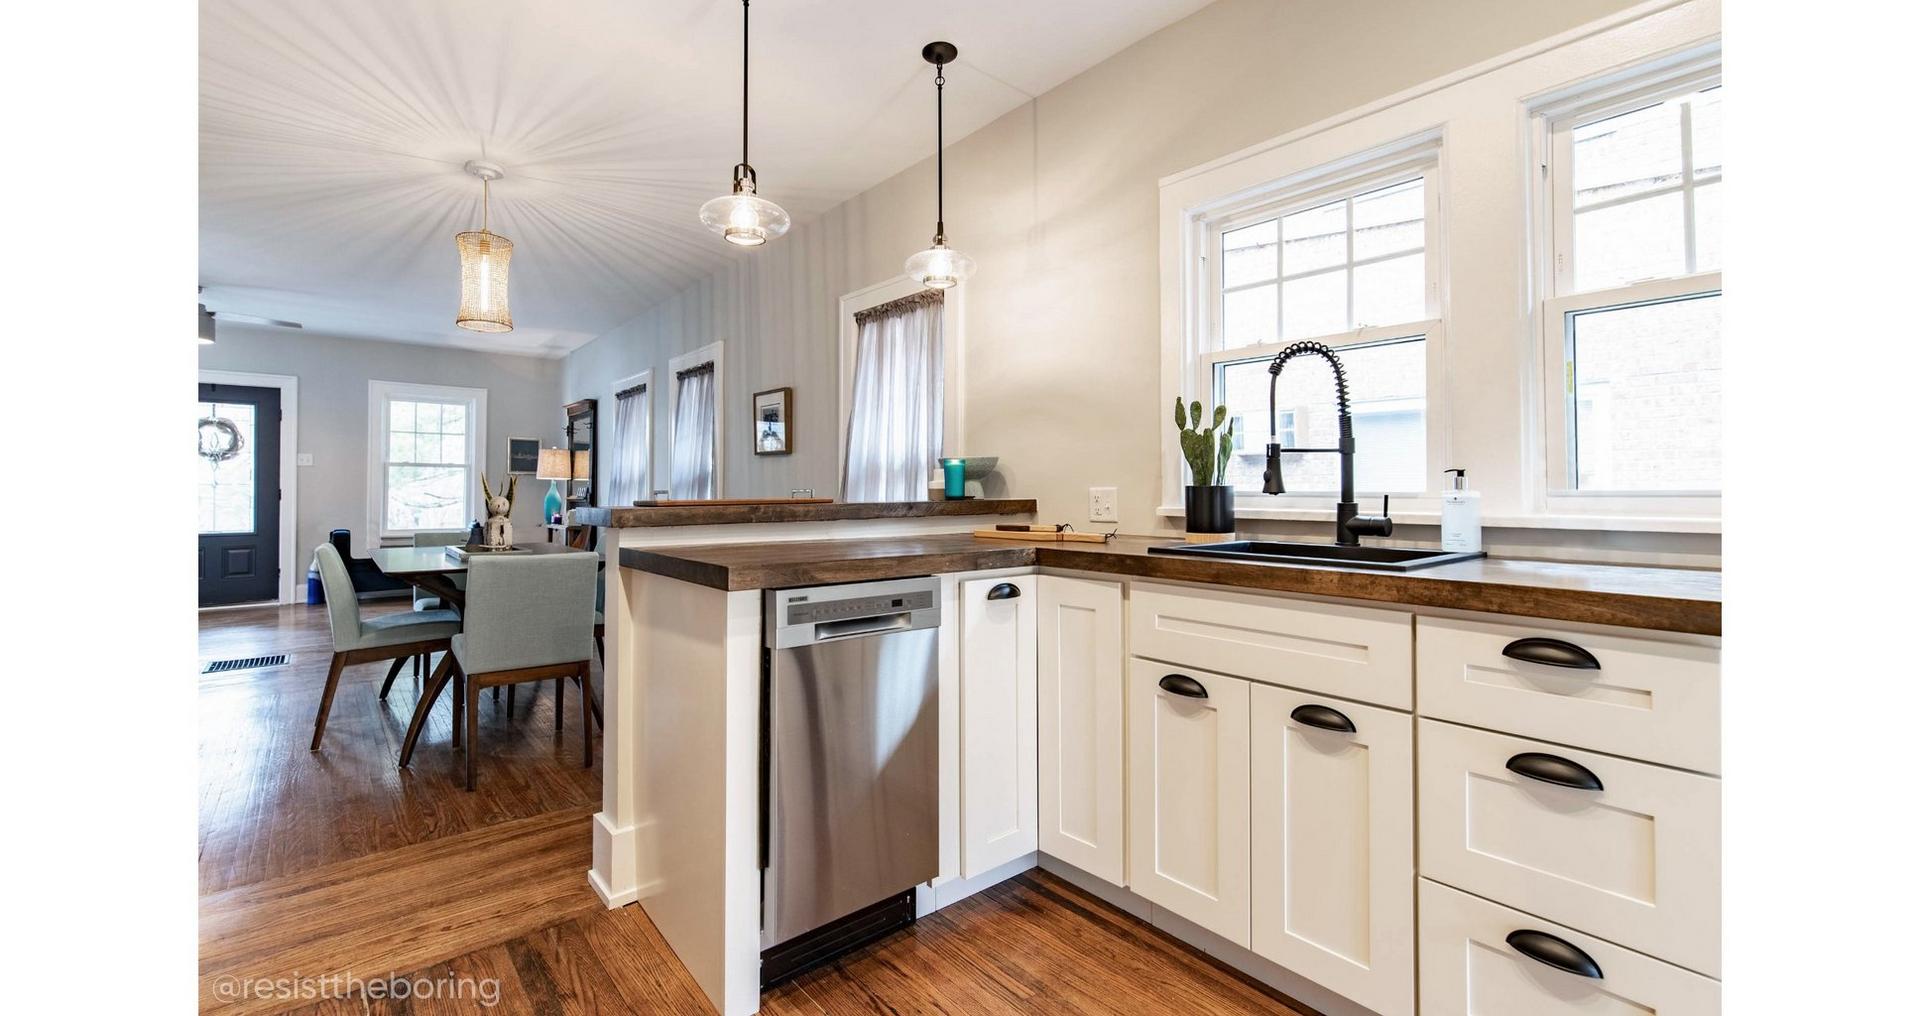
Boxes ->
[1157,504,1721,535]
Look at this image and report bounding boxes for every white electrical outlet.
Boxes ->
[1089,486,1118,523]
[296,453,314,467]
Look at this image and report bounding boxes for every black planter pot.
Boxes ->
[1184,485,1236,534]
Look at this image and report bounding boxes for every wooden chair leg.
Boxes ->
[309,654,348,751]
[506,684,516,715]
[572,674,603,730]
[465,678,481,791]
[452,665,465,750]
[581,665,593,768]
[595,634,604,660]
[399,654,455,768]
[492,685,500,705]
[378,656,407,701]
[412,654,420,678]
[554,677,565,736]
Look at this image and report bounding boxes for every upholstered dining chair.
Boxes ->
[426,551,597,790]
[310,543,463,751]
[405,531,467,685]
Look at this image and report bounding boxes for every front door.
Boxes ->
[198,383,282,606]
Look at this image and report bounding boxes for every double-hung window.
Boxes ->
[368,380,487,539]
[1535,53,1721,513]
[1202,139,1444,502]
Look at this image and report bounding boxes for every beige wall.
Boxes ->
[564,0,1716,564]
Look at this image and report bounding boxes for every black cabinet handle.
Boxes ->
[986,582,1022,600]
[1501,637,1600,670]
[1158,673,1208,700]
[1506,752,1604,792]
[1506,930,1604,979]
[1290,704,1356,733]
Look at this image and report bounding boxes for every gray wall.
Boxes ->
[200,324,565,566]
[559,0,1718,566]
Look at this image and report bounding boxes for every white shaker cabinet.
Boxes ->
[1250,685,1415,1016]
[1126,658,1251,947]
[1036,575,1127,885]
[958,575,1039,878]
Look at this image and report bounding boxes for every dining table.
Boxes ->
[369,541,591,613]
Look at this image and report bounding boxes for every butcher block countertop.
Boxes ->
[573,498,1035,528]
[618,533,1722,635]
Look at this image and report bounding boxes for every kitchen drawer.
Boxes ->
[1418,720,1720,977]
[1418,879,1720,1016]
[1130,581,1413,710]
[1416,616,1719,774]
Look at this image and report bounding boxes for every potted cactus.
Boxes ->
[1173,397,1237,536]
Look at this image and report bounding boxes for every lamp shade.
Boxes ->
[535,447,573,480]
[455,229,514,333]
[572,450,592,480]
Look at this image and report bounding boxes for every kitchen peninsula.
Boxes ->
[593,522,1720,1016]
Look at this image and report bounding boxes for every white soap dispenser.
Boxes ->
[1440,468,1482,553]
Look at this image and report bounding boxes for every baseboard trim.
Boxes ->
[589,811,641,908]
[916,852,1038,917]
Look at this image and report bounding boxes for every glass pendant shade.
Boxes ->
[455,228,514,333]
[699,188,790,247]
[905,239,975,290]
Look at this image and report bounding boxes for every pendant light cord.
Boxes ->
[481,177,490,233]
[741,0,751,168]
[935,62,946,238]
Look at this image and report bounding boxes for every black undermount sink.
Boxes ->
[1146,540,1485,572]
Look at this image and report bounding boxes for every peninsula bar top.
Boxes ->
[618,533,1722,636]
[573,498,1037,528]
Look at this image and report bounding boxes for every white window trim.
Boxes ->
[611,369,652,503]
[667,342,724,499]
[200,368,300,604]
[366,380,487,543]
[835,275,965,499]
[1528,43,1722,517]
[1158,0,1721,533]
[1171,129,1449,515]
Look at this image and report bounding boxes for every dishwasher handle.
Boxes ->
[811,611,916,642]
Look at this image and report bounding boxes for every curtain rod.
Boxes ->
[615,381,648,400]
[853,288,944,325]
[675,361,716,380]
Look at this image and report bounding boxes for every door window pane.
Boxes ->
[1215,335,1427,494]
[1568,293,1721,491]
[198,401,256,534]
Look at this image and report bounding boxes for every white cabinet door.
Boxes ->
[1126,658,1250,946]
[1418,879,1720,1016]
[959,575,1038,878]
[1250,685,1414,1016]
[1037,575,1126,885]
[1419,719,1721,976]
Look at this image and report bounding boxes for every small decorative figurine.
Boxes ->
[479,473,518,549]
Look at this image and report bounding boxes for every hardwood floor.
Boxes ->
[198,604,1309,1016]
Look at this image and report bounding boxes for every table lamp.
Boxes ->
[536,448,571,523]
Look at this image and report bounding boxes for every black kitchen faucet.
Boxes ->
[1262,340,1394,546]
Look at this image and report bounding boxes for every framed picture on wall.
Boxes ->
[752,387,792,456]
[507,437,541,474]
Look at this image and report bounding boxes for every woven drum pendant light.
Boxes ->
[904,42,974,289]
[455,160,514,333]
[699,0,790,246]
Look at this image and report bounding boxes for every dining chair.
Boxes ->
[310,543,463,751]
[405,531,467,684]
[432,551,597,790]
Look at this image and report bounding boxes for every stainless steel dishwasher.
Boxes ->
[760,576,941,985]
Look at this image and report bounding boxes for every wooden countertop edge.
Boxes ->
[617,541,1719,636]
[576,498,1036,528]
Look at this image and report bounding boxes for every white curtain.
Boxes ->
[607,384,649,506]
[670,365,716,499]
[843,294,944,502]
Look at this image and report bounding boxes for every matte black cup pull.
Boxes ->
[986,582,1022,600]
[1506,751,1604,792]
[1501,637,1601,670]
[1290,704,1357,733]
[1506,930,1604,979]
[1158,674,1208,700]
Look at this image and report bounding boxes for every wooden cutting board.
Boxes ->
[630,498,835,506]
[972,526,1110,544]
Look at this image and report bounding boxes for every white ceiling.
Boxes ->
[199,0,1210,356]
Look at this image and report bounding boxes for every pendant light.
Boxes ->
[904,42,975,290]
[455,160,514,333]
[699,0,789,247]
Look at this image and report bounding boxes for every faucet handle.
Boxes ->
[1381,494,1390,517]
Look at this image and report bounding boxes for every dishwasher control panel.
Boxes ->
[766,577,943,649]
[784,589,935,626]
